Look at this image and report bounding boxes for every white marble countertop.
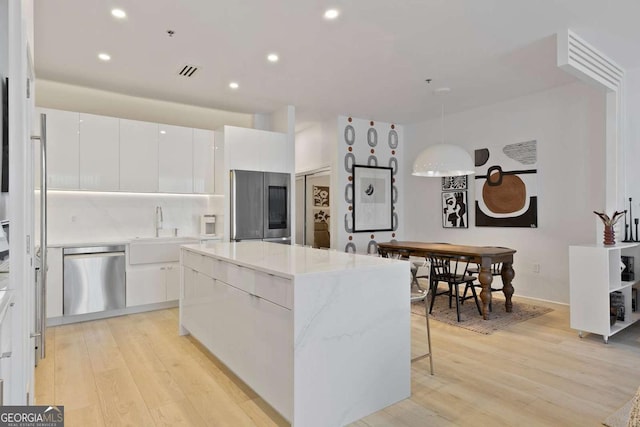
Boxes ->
[47,235,220,248]
[0,273,12,317]
[182,241,402,279]
[0,272,8,291]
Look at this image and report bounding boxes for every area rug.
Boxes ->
[603,398,632,427]
[603,386,640,427]
[411,292,553,335]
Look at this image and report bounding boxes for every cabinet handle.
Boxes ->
[0,352,11,359]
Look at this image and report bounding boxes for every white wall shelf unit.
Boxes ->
[569,242,640,343]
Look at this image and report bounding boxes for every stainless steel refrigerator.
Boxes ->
[230,170,291,244]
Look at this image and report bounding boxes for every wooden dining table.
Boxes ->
[377,241,516,320]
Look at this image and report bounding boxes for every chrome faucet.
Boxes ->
[155,206,163,237]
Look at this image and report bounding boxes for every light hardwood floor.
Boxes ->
[35,299,640,426]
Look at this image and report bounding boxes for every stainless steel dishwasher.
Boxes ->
[63,245,126,315]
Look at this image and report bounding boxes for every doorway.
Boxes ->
[295,168,331,248]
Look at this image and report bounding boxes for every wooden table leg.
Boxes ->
[478,266,493,320]
[501,261,515,312]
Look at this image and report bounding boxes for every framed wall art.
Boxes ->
[352,165,393,232]
[442,175,467,190]
[475,140,538,227]
[442,191,468,228]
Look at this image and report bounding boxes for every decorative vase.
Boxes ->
[604,225,615,246]
[594,210,626,246]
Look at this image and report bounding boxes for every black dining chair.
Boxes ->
[428,254,482,322]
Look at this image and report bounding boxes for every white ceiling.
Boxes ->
[34,0,640,125]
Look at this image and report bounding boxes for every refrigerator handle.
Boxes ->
[30,113,47,362]
[230,170,236,240]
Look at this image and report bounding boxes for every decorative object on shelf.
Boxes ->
[352,165,393,232]
[633,288,638,312]
[442,191,468,228]
[610,291,625,321]
[621,256,635,281]
[623,198,636,242]
[594,210,626,245]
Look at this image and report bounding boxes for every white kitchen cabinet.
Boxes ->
[179,243,410,427]
[79,113,120,191]
[165,263,180,301]
[0,292,14,406]
[225,126,289,173]
[569,242,640,343]
[214,129,225,195]
[38,108,80,189]
[159,125,193,193]
[126,262,180,307]
[126,265,166,307]
[192,129,215,194]
[46,247,63,319]
[119,119,159,192]
[181,247,293,419]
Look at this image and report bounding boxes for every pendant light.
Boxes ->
[412,87,475,177]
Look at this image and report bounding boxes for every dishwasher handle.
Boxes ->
[64,252,125,260]
[63,245,126,255]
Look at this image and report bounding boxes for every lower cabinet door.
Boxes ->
[126,266,166,307]
[210,280,253,376]
[165,263,180,301]
[251,296,293,420]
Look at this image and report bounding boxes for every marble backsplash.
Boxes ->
[36,191,224,245]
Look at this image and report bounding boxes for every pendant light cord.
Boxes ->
[440,103,445,145]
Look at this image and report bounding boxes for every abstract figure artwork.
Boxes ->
[475,140,538,227]
[442,191,468,228]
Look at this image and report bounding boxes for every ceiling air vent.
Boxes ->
[178,65,198,77]
[557,29,624,91]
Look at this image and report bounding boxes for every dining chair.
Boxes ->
[378,248,434,375]
[428,254,482,322]
[411,257,434,374]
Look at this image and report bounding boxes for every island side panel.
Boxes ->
[293,261,411,427]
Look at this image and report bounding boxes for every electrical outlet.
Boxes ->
[533,263,540,274]
[71,215,77,223]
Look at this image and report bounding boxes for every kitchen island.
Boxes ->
[179,241,410,426]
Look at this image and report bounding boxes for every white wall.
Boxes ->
[295,119,336,174]
[624,67,640,218]
[403,82,606,304]
[36,79,253,130]
[37,192,223,244]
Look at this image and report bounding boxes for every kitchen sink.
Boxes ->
[129,237,198,265]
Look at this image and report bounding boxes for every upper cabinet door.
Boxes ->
[158,124,193,193]
[120,119,159,192]
[79,113,120,191]
[40,108,80,189]
[192,128,214,194]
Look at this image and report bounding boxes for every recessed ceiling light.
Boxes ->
[267,53,279,63]
[111,8,126,19]
[324,9,339,20]
[98,53,111,61]
[229,82,239,89]
[160,130,166,134]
